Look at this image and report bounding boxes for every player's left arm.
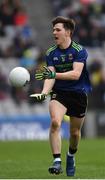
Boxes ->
[56,47,87,80]
[35,62,84,80]
[56,62,84,80]
[40,48,87,80]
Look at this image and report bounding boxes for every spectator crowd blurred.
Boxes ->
[0,0,45,107]
[51,0,105,47]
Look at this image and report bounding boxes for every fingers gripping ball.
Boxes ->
[9,67,30,87]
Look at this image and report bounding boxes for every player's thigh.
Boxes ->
[49,100,67,123]
[70,116,85,131]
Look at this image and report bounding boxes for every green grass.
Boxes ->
[0,138,105,179]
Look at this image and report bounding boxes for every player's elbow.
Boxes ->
[73,71,81,80]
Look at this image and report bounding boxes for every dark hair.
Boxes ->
[52,16,75,36]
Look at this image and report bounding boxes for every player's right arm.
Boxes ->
[41,66,55,95]
[30,66,55,101]
[41,78,55,95]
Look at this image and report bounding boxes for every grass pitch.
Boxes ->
[0,138,104,179]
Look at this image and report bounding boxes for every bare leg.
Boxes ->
[49,100,67,154]
[69,116,85,151]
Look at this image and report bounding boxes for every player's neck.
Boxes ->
[59,38,71,49]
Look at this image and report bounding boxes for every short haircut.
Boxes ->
[52,16,75,36]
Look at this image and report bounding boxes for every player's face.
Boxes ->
[53,23,70,47]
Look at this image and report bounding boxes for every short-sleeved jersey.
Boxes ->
[45,41,92,93]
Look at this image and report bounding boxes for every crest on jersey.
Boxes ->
[68,54,73,60]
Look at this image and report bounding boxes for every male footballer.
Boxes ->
[31,16,92,176]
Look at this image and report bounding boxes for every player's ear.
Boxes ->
[66,29,71,37]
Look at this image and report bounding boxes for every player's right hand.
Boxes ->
[29,93,47,101]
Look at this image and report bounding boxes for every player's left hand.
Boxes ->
[30,93,47,101]
[35,66,56,80]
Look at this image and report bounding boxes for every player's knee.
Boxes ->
[51,118,61,132]
[71,129,80,139]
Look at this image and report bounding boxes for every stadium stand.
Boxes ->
[0,0,105,138]
[0,0,48,115]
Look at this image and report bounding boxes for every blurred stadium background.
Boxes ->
[0,0,105,140]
